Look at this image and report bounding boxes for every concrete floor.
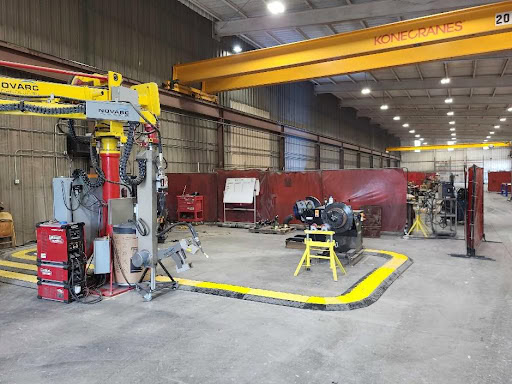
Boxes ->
[1,192,511,384]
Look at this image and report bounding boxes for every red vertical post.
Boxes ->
[99,137,121,236]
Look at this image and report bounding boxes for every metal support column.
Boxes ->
[339,148,345,170]
[316,142,321,170]
[369,155,374,169]
[279,127,286,171]
[356,151,361,169]
[217,114,225,169]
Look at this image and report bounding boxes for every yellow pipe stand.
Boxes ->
[294,230,346,281]
[407,206,429,238]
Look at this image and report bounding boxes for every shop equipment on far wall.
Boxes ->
[287,196,363,264]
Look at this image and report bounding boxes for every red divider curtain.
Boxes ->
[466,165,484,256]
[166,169,407,232]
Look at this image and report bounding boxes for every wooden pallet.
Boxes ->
[249,226,294,235]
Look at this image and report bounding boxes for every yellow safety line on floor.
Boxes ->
[11,248,37,261]
[0,260,37,271]
[0,269,38,283]
[156,249,409,305]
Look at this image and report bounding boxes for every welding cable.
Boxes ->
[61,180,80,212]
[119,122,146,186]
[128,103,163,155]
[135,218,150,237]
[69,257,102,304]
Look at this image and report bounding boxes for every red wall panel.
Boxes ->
[166,173,218,222]
[322,169,407,232]
[167,169,407,232]
[267,171,323,224]
[487,171,511,192]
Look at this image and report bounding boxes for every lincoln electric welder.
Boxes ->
[36,222,86,303]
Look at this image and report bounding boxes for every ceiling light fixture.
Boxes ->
[484,139,488,142]
[393,116,401,121]
[486,136,491,138]
[380,104,389,110]
[450,128,456,131]
[490,131,495,134]
[415,134,420,138]
[445,98,453,104]
[361,87,371,95]
[499,117,506,122]
[508,107,512,112]
[449,121,455,125]
[414,149,421,153]
[494,125,501,129]
[440,78,451,84]
[232,45,242,53]
[447,141,455,145]
[409,130,415,133]
[423,142,428,145]
[403,123,409,128]
[451,133,456,136]
[447,111,454,116]
[267,1,286,14]
[483,146,489,150]
[419,138,424,141]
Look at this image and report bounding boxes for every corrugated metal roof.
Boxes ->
[182,0,512,143]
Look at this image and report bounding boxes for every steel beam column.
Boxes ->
[279,126,286,171]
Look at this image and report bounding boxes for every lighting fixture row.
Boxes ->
[363,77,452,96]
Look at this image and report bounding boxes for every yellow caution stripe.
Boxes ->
[0,260,37,271]
[11,247,37,261]
[0,269,38,284]
[157,249,412,311]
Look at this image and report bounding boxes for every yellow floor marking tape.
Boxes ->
[0,269,38,283]
[11,248,37,261]
[0,260,37,271]
[2,247,410,309]
[156,249,410,306]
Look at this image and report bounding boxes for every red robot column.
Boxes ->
[99,137,121,236]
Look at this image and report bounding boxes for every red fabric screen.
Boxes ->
[466,165,484,256]
[407,172,436,186]
[166,169,407,232]
[322,169,407,232]
[487,171,511,192]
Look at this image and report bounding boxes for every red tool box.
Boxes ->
[36,222,86,303]
[177,195,204,223]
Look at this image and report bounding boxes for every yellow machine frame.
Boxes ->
[0,70,161,143]
[171,1,512,93]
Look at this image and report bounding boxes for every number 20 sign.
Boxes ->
[496,11,512,26]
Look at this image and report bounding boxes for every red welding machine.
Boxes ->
[36,222,86,303]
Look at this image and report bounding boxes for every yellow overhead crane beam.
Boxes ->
[386,142,512,152]
[171,1,512,94]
